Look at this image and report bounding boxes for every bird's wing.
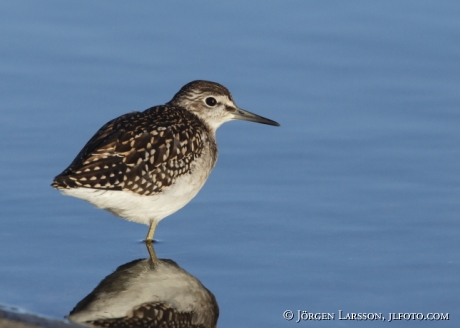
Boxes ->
[85,302,199,328]
[52,106,207,195]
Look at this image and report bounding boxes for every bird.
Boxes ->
[68,243,219,328]
[52,80,279,242]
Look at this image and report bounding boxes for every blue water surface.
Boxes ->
[1,1,459,327]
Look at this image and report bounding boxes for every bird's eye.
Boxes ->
[205,97,217,107]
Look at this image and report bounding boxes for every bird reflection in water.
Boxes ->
[68,243,218,328]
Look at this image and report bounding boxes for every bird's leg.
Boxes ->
[145,241,158,264]
[145,220,158,242]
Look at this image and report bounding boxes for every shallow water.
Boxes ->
[1,1,459,327]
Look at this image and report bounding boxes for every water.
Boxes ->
[1,1,459,327]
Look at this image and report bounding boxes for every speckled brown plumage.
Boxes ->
[52,105,213,196]
[86,302,207,328]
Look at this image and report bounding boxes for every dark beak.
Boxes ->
[231,107,280,126]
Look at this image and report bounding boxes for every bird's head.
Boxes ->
[168,80,280,131]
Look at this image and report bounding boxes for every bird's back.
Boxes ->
[52,105,216,196]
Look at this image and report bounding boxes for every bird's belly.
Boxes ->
[61,170,209,225]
